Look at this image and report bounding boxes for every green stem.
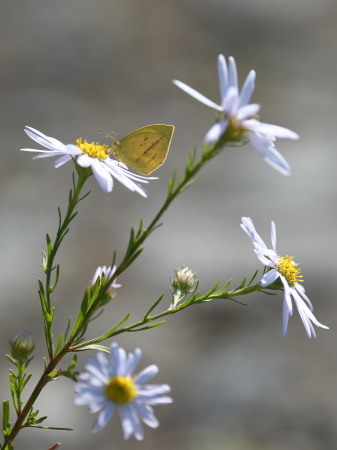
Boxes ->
[71,282,264,351]
[42,169,90,358]
[2,343,73,450]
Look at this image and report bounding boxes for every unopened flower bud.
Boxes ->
[172,266,196,293]
[170,266,197,309]
[9,330,34,362]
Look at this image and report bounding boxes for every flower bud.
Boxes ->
[172,266,196,294]
[9,330,34,362]
[170,266,197,309]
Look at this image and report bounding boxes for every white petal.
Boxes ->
[292,289,329,334]
[204,120,228,145]
[54,154,73,168]
[134,364,159,384]
[108,162,155,182]
[24,126,66,151]
[144,396,173,405]
[282,296,291,336]
[87,397,108,413]
[282,278,294,316]
[238,69,256,107]
[248,132,291,176]
[128,405,144,440]
[292,291,316,338]
[76,154,93,168]
[20,148,58,154]
[173,80,223,111]
[96,352,110,377]
[116,346,127,376]
[137,384,171,394]
[104,161,149,197]
[217,54,229,101]
[260,269,279,287]
[252,122,299,140]
[237,103,260,121]
[125,348,142,376]
[228,56,238,90]
[119,404,144,440]
[64,144,83,155]
[222,86,239,115]
[92,266,102,284]
[254,250,274,267]
[84,358,109,384]
[240,217,269,251]
[295,283,313,310]
[133,402,159,428]
[107,343,119,377]
[92,402,115,432]
[91,159,113,192]
[28,152,66,159]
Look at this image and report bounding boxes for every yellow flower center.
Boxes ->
[105,376,137,404]
[276,255,303,287]
[76,138,111,160]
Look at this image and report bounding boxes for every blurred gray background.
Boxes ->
[1,0,337,449]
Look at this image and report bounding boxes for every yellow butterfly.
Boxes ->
[112,124,174,175]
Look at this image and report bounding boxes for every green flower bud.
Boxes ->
[9,330,35,362]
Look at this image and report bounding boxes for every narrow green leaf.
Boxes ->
[195,281,220,302]
[143,294,165,320]
[167,170,177,195]
[75,344,110,353]
[128,321,165,332]
[64,317,72,340]
[5,354,17,366]
[68,354,77,370]
[3,400,11,429]
[135,218,144,239]
[126,228,136,254]
[20,374,32,390]
[26,425,73,431]
[49,264,60,293]
[46,233,53,256]
[248,270,259,286]
[68,211,78,223]
[238,276,247,289]
[123,249,143,271]
[68,187,74,204]
[57,206,62,229]
[55,333,64,354]
[71,313,130,350]
[37,279,45,296]
[78,189,91,202]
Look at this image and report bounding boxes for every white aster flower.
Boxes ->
[92,265,121,290]
[74,342,172,440]
[241,217,329,338]
[21,126,156,197]
[173,55,299,175]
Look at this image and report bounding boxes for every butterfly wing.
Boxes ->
[113,124,174,175]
